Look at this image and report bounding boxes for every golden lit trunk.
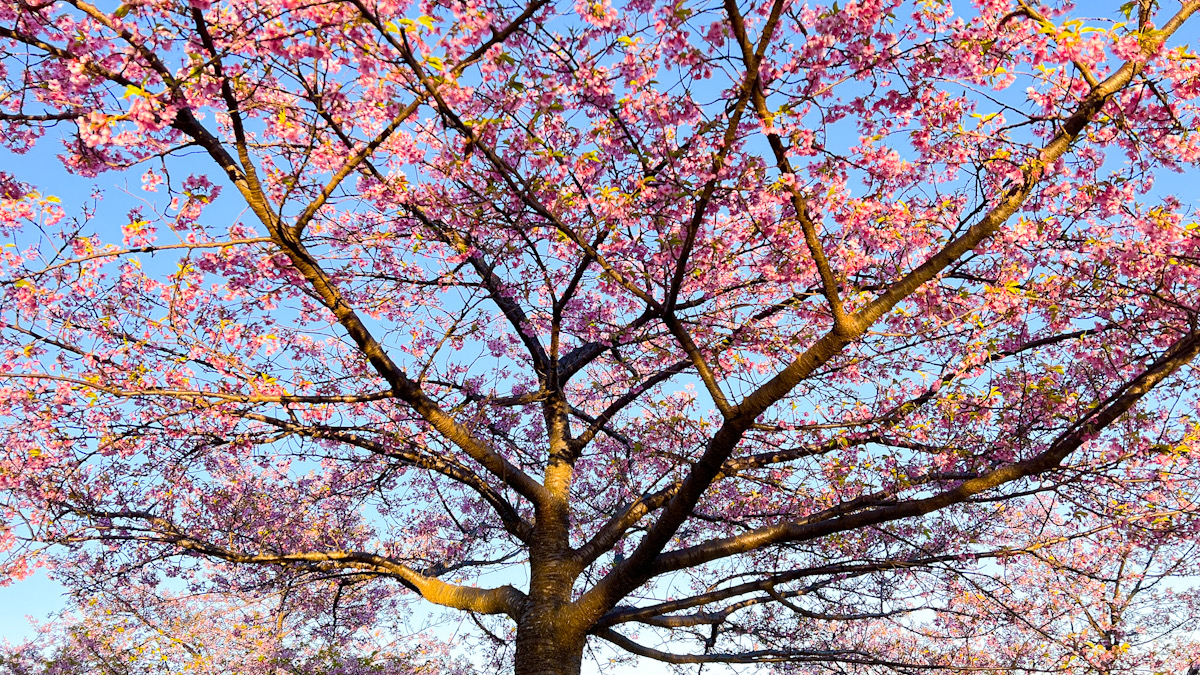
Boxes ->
[515,529,586,675]
[513,608,586,675]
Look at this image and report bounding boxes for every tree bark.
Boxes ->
[514,533,588,675]
[513,605,586,675]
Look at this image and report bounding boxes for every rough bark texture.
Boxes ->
[514,612,587,675]
[515,545,587,675]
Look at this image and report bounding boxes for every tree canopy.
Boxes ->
[2,0,1200,672]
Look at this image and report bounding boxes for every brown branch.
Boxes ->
[57,506,526,616]
[404,206,552,379]
[597,525,1114,632]
[724,0,850,334]
[291,0,552,239]
[571,358,690,450]
[189,543,525,616]
[240,412,534,542]
[0,373,402,406]
[595,629,984,668]
[0,110,85,121]
[572,433,877,567]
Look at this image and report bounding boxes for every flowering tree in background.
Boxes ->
[3,0,1200,671]
[877,502,1200,673]
[1,585,467,675]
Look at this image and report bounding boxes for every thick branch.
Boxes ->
[595,630,931,667]
[724,0,850,334]
[57,507,526,616]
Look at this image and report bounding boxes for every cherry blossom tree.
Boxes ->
[830,501,1200,674]
[3,0,1200,672]
[1,584,467,675]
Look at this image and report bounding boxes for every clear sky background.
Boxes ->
[0,571,64,641]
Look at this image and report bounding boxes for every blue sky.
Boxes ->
[0,571,64,642]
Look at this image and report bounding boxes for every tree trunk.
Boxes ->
[513,608,586,675]
[513,501,589,675]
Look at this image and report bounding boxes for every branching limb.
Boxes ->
[724,0,850,334]
[52,505,527,617]
[595,629,972,668]
[647,328,1200,576]
[240,412,534,542]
